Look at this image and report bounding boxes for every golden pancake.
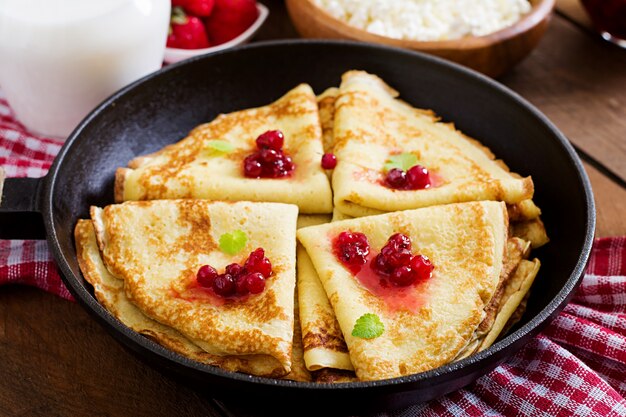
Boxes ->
[454,237,533,360]
[317,87,339,154]
[90,199,298,376]
[75,219,310,380]
[508,199,541,222]
[511,218,550,248]
[289,288,313,381]
[297,244,354,372]
[314,77,544,228]
[475,237,530,338]
[116,84,333,214]
[296,214,353,372]
[297,201,508,381]
[331,71,534,218]
[478,258,540,351]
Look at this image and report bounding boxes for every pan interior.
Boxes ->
[45,41,593,394]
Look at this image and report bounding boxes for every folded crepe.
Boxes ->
[511,217,550,249]
[296,214,354,373]
[318,74,547,247]
[317,87,339,155]
[330,71,534,218]
[115,84,333,214]
[454,237,539,360]
[298,218,537,380]
[75,219,310,381]
[89,199,299,377]
[297,201,513,381]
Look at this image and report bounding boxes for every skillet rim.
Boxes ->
[42,39,596,391]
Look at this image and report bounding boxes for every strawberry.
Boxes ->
[167,6,211,49]
[172,0,215,17]
[204,0,259,45]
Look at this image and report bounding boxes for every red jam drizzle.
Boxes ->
[355,254,425,313]
[243,130,295,178]
[173,280,227,306]
[428,171,445,188]
[331,232,434,313]
[332,231,370,275]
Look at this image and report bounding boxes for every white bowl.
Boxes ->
[163,3,269,64]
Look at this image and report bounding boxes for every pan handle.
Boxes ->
[0,167,46,239]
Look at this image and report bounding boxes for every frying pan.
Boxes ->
[0,40,595,416]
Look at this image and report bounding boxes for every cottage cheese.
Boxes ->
[314,0,532,41]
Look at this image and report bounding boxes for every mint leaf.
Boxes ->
[206,140,235,154]
[384,153,418,172]
[219,230,247,255]
[351,313,384,339]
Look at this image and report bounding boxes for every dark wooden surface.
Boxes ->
[1,0,625,416]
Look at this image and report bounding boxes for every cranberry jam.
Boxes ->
[195,248,272,299]
[333,231,434,287]
[371,233,433,287]
[243,130,295,178]
[332,231,434,312]
[332,231,370,274]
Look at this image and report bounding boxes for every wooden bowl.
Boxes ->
[285,0,556,78]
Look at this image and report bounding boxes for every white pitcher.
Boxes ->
[0,0,170,139]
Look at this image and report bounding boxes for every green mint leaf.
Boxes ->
[351,313,384,339]
[384,153,418,172]
[206,140,235,154]
[219,230,247,255]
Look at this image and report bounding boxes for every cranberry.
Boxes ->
[197,265,218,287]
[406,165,431,190]
[225,263,244,277]
[243,130,295,179]
[410,255,434,281]
[388,233,412,250]
[256,130,284,150]
[235,274,250,295]
[262,157,290,178]
[244,248,272,278]
[385,168,407,189]
[334,231,370,267]
[388,248,412,268]
[390,265,417,287]
[260,148,280,163]
[244,155,263,178]
[244,272,266,294]
[372,253,393,276]
[194,248,274,299]
[321,153,337,169]
[369,233,434,287]
[212,273,235,296]
[283,155,294,172]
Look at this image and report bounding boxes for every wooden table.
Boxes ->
[1,1,624,416]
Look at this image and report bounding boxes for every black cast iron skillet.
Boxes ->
[0,40,595,416]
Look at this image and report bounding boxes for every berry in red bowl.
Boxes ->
[164,1,268,64]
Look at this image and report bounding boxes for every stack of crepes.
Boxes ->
[75,70,549,383]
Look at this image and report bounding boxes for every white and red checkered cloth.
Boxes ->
[1,91,625,416]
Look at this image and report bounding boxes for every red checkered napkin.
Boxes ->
[1,90,625,416]
[388,238,626,417]
[0,91,71,300]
